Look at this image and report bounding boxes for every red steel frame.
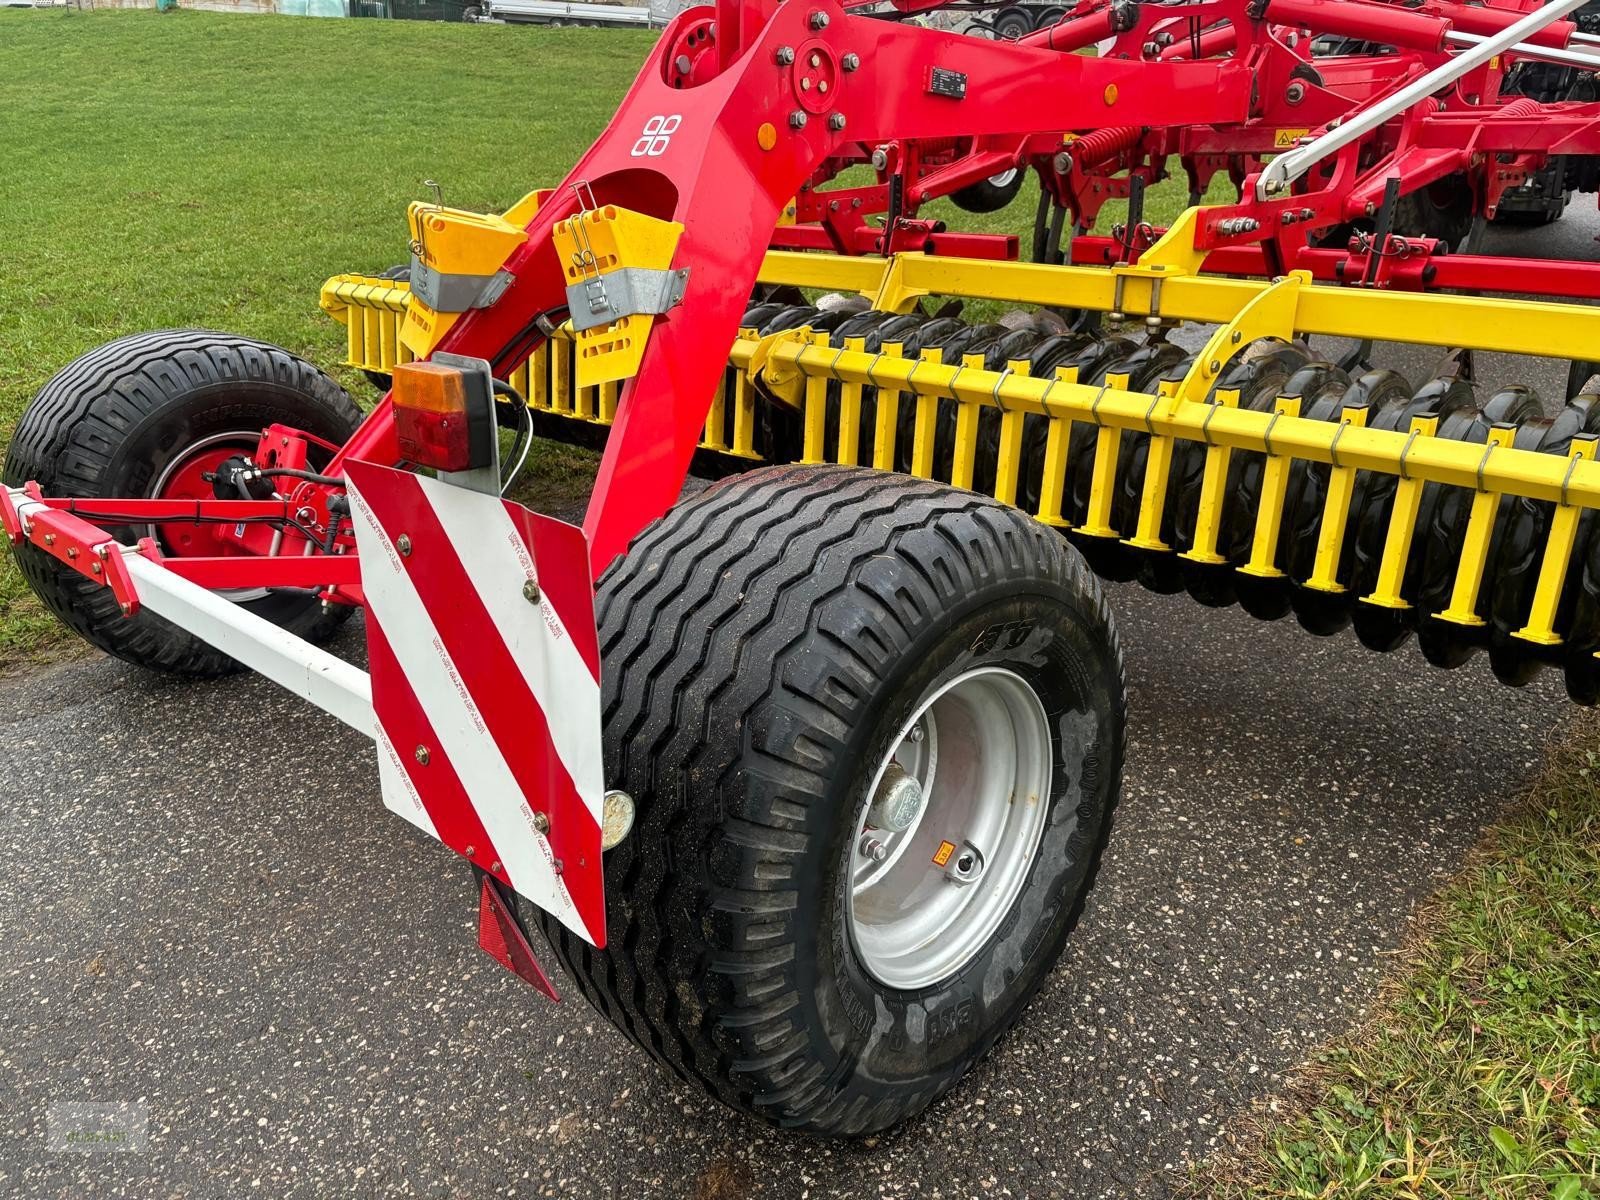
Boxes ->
[14,0,1600,602]
[779,0,1600,272]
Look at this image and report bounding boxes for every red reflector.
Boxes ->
[477,876,561,1002]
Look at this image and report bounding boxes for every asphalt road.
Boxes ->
[1,213,1595,1199]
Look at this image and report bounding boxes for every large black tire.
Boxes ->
[3,330,363,676]
[951,166,1026,215]
[531,464,1126,1135]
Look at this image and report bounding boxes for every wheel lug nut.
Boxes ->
[859,835,888,863]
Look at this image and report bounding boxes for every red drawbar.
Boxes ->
[477,876,561,1003]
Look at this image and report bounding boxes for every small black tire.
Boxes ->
[531,464,1126,1135]
[1391,177,1474,249]
[361,264,413,392]
[3,329,363,676]
[951,166,1026,215]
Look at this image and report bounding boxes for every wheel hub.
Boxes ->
[847,667,1053,991]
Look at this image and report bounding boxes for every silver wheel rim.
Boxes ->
[987,167,1020,189]
[147,430,271,603]
[848,666,1053,991]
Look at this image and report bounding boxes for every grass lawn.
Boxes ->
[0,9,659,660]
[1192,720,1600,1199]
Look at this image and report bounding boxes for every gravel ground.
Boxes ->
[0,214,1593,1200]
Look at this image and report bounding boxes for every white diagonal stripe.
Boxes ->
[348,478,595,943]
[417,474,605,826]
[375,727,441,842]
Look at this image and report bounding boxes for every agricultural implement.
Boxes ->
[11,0,1600,1137]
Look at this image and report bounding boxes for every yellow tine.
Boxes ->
[1238,395,1303,580]
[1304,404,1371,593]
[702,374,727,449]
[1126,379,1180,552]
[872,343,904,472]
[377,306,396,372]
[1035,366,1080,528]
[600,378,621,424]
[911,349,941,480]
[1079,372,1131,539]
[836,337,867,467]
[1438,425,1518,626]
[951,353,985,491]
[801,331,830,465]
[551,338,572,414]
[1179,388,1240,565]
[530,344,550,409]
[993,359,1030,507]
[1362,413,1439,609]
[1515,434,1600,645]
[733,369,758,458]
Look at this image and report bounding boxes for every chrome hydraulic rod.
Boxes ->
[1257,0,1589,199]
[1445,28,1600,71]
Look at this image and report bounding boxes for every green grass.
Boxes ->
[1192,719,1600,1199]
[0,8,659,661]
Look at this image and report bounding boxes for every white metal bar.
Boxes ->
[1257,0,1589,199]
[123,552,376,738]
[1445,29,1600,72]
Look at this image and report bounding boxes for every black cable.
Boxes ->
[493,378,534,496]
[256,467,346,487]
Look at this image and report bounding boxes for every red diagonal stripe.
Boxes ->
[508,501,601,683]
[368,621,508,886]
[354,469,605,944]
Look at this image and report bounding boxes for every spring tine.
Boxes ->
[1239,395,1303,581]
[1180,388,1240,565]
[1036,366,1080,528]
[994,359,1030,507]
[836,336,867,467]
[1127,381,1180,552]
[1362,413,1439,609]
[952,353,986,491]
[1438,424,1518,627]
[872,343,904,472]
[1514,433,1600,645]
[1305,404,1371,593]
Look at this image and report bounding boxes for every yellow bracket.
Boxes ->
[552,204,685,389]
[1175,271,1308,406]
[749,326,818,409]
[401,201,527,358]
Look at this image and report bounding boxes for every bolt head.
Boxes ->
[842,52,859,71]
[870,148,888,170]
[908,725,925,743]
[523,578,542,604]
[414,744,431,766]
[397,533,413,557]
[859,835,889,863]
[828,112,845,131]
[789,110,807,129]
[1054,151,1073,175]
[809,51,820,67]
[808,9,827,29]
[674,54,691,75]
[775,44,794,64]
[533,811,551,835]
